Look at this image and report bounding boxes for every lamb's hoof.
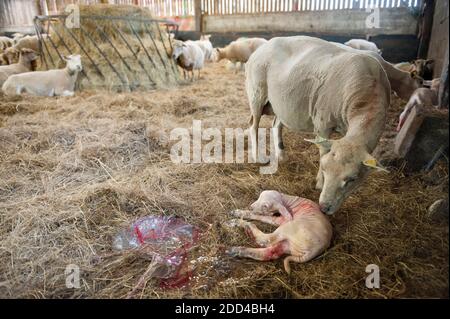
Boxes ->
[229,209,245,218]
[225,247,241,257]
[224,219,244,228]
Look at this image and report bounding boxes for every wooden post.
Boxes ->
[438,47,449,109]
[194,0,202,32]
[417,0,435,59]
[37,0,49,15]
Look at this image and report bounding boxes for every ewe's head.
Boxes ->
[306,137,388,215]
[64,54,82,73]
[171,40,185,60]
[1,47,19,65]
[212,48,223,62]
[20,48,39,63]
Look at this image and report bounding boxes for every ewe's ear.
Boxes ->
[426,59,434,66]
[362,155,389,173]
[304,135,333,151]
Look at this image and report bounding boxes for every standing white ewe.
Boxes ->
[171,40,204,81]
[194,34,213,62]
[2,54,82,97]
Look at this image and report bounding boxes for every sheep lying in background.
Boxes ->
[394,59,434,80]
[2,54,82,97]
[0,47,19,65]
[0,48,39,87]
[344,39,382,55]
[397,78,441,131]
[194,34,213,62]
[0,36,13,51]
[171,40,204,81]
[213,37,268,65]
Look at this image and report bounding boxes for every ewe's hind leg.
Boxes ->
[245,67,268,163]
[227,241,287,261]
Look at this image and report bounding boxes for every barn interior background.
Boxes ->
[0,0,448,67]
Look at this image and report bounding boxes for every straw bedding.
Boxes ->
[0,60,448,298]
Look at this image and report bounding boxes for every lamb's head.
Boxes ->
[250,190,283,213]
[171,41,185,60]
[307,137,388,215]
[64,54,82,73]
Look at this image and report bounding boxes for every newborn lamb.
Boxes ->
[226,190,333,274]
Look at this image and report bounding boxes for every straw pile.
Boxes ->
[38,4,179,92]
[0,61,448,298]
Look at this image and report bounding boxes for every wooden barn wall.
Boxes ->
[0,0,40,34]
[427,0,449,78]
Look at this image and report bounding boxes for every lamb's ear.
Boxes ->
[362,155,389,173]
[304,136,332,151]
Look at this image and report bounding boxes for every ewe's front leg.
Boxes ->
[316,144,328,190]
[272,116,286,163]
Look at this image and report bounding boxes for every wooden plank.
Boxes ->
[394,105,426,157]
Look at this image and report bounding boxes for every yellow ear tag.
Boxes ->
[363,159,390,173]
[364,159,378,167]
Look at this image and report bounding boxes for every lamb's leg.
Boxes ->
[226,241,287,261]
[198,69,201,80]
[227,219,279,247]
[229,209,286,226]
[272,116,285,162]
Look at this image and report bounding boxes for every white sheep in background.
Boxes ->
[0,48,39,87]
[194,34,213,62]
[0,36,13,52]
[0,47,20,65]
[213,37,268,65]
[396,78,441,131]
[171,40,204,81]
[344,39,382,55]
[2,54,82,97]
[12,33,25,45]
